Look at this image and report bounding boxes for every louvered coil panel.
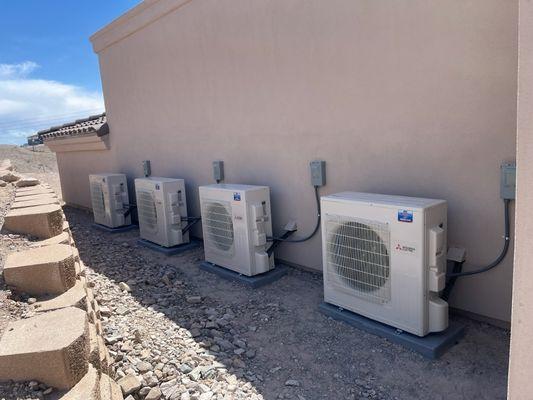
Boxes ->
[325,214,391,303]
[202,200,234,252]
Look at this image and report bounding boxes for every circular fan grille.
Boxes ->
[137,190,158,230]
[205,202,234,251]
[328,221,390,293]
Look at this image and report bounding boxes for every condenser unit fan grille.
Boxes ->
[90,182,106,221]
[325,214,391,303]
[137,190,158,230]
[203,200,234,252]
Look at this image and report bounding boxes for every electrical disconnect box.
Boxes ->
[142,160,151,177]
[310,160,326,187]
[213,160,224,182]
[500,162,516,200]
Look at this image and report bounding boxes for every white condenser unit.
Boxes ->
[199,184,273,276]
[89,173,130,228]
[321,192,448,337]
[135,177,189,247]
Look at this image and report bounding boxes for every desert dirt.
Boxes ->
[0,145,510,400]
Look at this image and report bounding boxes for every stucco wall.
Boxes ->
[84,0,518,322]
[508,0,533,397]
[57,149,117,208]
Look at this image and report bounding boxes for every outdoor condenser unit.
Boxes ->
[199,184,274,276]
[321,192,448,337]
[135,177,189,247]
[89,173,130,228]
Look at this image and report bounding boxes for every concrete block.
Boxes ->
[13,193,58,202]
[15,188,55,197]
[98,335,110,375]
[16,184,50,193]
[4,204,64,239]
[3,244,77,295]
[88,323,102,373]
[100,374,124,400]
[0,307,89,389]
[34,279,87,313]
[11,197,60,209]
[30,231,71,248]
[100,373,124,400]
[15,177,40,187]
[59,364,100,400]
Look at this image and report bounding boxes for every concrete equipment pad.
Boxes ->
[200,261,289,288]
[137,238,202,256]
[318,302,465,359]
[92,223,138,233]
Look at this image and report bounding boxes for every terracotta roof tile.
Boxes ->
[38,113,108,140]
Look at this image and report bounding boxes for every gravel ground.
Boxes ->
[65,207,510,400]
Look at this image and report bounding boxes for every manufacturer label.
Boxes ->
[233,192,241,201]
[394,241,417,254]
[398,209,413,223]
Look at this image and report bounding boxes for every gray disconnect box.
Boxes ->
[310,160,326,187]
[213,160,224,182]
[500,162,516,200]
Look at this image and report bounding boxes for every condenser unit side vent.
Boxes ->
[137,189,158,230]
[202,200,234,253]
[325,214,391,304]
[90,181,106,221]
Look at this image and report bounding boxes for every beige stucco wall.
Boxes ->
[56,149,117,208]
[77,0,519,322]
[508,0,533,397]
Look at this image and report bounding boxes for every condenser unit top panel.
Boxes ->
[323,192,445,210]
[138,177,184,183]
[201,184,268,192]
[90,173,125,177]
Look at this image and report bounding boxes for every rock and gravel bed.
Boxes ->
[65,207,510,400]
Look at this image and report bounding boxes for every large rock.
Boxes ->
[4,204,64,238]
[59,364,100,400]
[0,307,89,389]
[15,177,40,187]
[117,375,141,396]
[0,170,20,182]
[0,159,14,171]
[3,244,77,295]
[34,279,87,313]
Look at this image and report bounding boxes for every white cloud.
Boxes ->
[0,61,39,79]
[0,61,104,144]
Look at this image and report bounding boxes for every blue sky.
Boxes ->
[0,0,140,144]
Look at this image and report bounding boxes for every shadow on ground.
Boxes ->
[66,206,510,400]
